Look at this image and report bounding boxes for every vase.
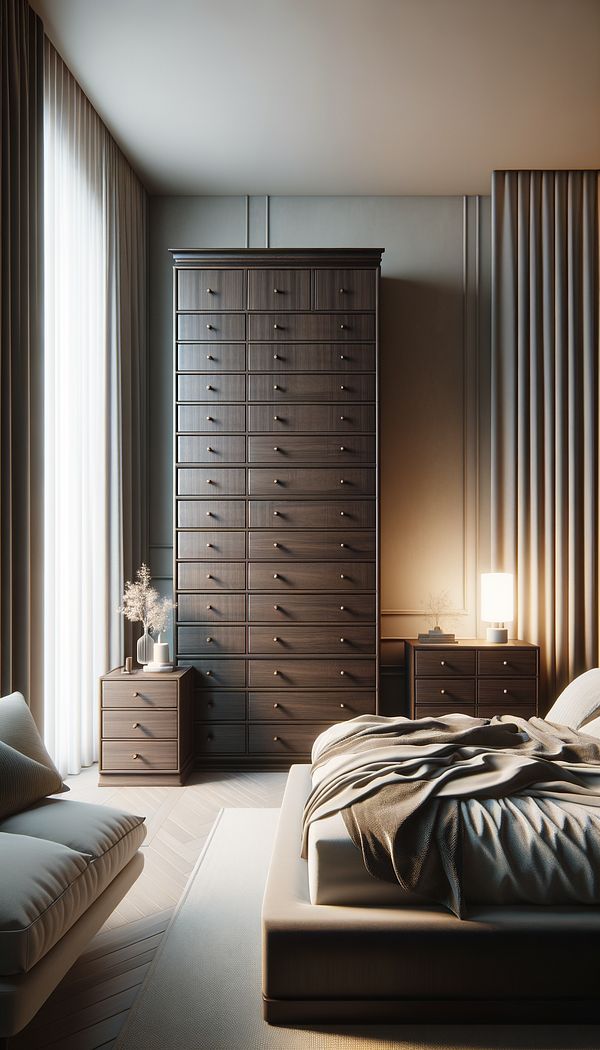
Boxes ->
[137,627,154,666]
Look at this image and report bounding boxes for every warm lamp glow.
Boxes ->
[481,573,514,643]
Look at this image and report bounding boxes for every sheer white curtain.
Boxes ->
[43,41,147,774]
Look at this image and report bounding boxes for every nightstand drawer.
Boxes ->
[178,626,246,655]
[249,691,374,720]
[248,404,375,433]
[194,692,246,721]
[102,710,178,740]
[177,344,245,372]
[248,658,376,689]
[177,500,245,528]
[248,435,374,464]
[478,704,537,721]
[102,680,178,709]
[177,435,246,464]
[183,659,247,689]
[249,500,375,529]
[247,269,311,311]
[177,313,246,341]
[478,679,538,704]
[177,530,246,559]
[249,724,325,754]
[414,704,476,719]
[248,562,374,592]
[177,269,245,311]
[248,344,375,373]
[177,561,246,590]
[478,650,538,677]
[177,593,245,622]
[415,650,476,677]
[415,679,476,704]
[101,740,178,771]
[195,724,246,754]
[178,374,246,402]
[177,468,246,497]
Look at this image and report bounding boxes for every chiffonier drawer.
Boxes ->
[102,741,178,771]
[248,404,375,433]
[314,269,376,311]
[195,724,246,755]
[248,435,374,464]
[248,313,375,342]
[248,562,375,591]
[249,500,375,529]
[478,679,538,704]
[249,529,375,559]
[248,344,375,373]
[177,344,245,372]
[177,500,245,528]
[249,468,374,497]
[177,269,245,311]
[477,650,538,677]
[178,374,246,402]
[177,468,246,497]
[177,530,246,559]
[195,691,246,721]
[177,593,245,622]
[414,704,475,720]
[415,679,476,704]
[248,659,376,689]
[102,681,178,709]
[249,374,375,403]
[102,710,178,740]
[249,724,326,755]
[249,691,375,721]
[415,649,476,676]
[247,269,311,311]
[177,435,246,464]
[249,593,376,622]
[178,626,246,655]
[249,626,376,655]
[177,405,246,433]
[182,659,246,688]
[177,313,246,341]
[177,561,246,590]
[478,704,537,721]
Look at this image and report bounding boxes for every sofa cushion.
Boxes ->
[0,693,66,819]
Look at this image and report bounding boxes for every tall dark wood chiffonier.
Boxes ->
[171,248,383,768]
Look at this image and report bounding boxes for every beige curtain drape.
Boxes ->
[0,0,44,722]
[491,170,600,709]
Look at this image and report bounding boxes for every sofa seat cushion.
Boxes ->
[0,803,146,976]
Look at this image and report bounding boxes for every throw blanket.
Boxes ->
[302,713,600,917]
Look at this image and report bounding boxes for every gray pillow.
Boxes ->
[0,692,67,819]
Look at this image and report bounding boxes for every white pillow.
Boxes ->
[580,714,600,739]
[545,668,600,730]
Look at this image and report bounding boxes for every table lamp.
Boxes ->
[481,572,513,644]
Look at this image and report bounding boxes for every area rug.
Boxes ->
[114,808,600,1050]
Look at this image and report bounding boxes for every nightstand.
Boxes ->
[404,639,539,720]
[99,666,193,785]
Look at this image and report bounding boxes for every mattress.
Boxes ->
[308,810,411,905]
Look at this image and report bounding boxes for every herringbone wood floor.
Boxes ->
[9,766,287,1050]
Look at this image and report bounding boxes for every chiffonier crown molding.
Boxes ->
[171,247,383,769]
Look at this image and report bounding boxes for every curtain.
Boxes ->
[491,170,600,709]
[0,0,44,723]
[44,41,147,774]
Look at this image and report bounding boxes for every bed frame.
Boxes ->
[262,765,600,1024]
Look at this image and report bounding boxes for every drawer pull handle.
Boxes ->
[132,722,139,729]
[206,479,214,485]
[273,736,279,741]
[340,542,346,548]
[273,636,279,642]
[206,415,213,422]
[340,415,346,421]
[340,446,346,452]
[340,702,346,708]
[273,415,280,422]
[207,734,213,741]
[340,637,345,643]
[503,660,508,666]
[273,287,280,294]
[340,354,346,360]
[340,670,345,676]
[206,603,212,609]
[206,323,213,330]
[503,688,508,694]
[340,479,345,485]
[273,573,279,579]
[273,446,279,452]
[340,324,347,330]
[205,670,212,676]
[340,605,345,610]
[340,511,345,516]
[340,385,346,391]
[339,287,346,294]
[206,511,212,517]
[273,510,279,516]
[340,573,345,579]
[273,670,279,676]
[273,353,279,360]
[273,702,279,708]
[206,636,213,643]
[206,353,213,361]
[273,478,280,485]
[206,573,212,579]
[273,604,279,610]
[273,384,280,390]
[133,691,139,697]
[207,702,213,708]
[440,689,445,695]
[440,660,445,666]
[207,446,214,452]
[206,287,213,294]
[273,542,279,548]
[132,753,139,760]
[273,324,280,330]
[206,384,213,391]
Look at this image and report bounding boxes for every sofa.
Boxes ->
[0,692,146,1040]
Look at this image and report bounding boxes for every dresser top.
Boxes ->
[103,666,190,681]
[170,247,384,268]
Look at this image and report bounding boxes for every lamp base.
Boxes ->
[486,626,508,644]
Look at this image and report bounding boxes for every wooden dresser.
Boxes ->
[99,667,193,785]
[171,248,383,768]
[405,639,539,720]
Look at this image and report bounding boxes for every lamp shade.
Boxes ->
[481,573,514,624]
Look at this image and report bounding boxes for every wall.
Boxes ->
[148,195,491,711]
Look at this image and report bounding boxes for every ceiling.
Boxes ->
[30,0,600,196]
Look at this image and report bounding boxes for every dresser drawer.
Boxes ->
[194,691,246,721]
[415,679,476,704]
[477,650,538,677]
[177,344,245,372]
[249,500,375,529]
[102,710,178,740]
[177,405,246,433]
[177,468,246,496]
[248,435,374,464]
[314,269,376,311]
[414,704,476,720]
[249,724,325,755]
[177,500,246,528]
[178,374,246,403]
[177,561,246,590]
[177,435,246,464]
[102,740,178,771]
[177,269,245,311]
[102,680,178,709]
[249,468,374,497]
[248,313,374,342]
[249,593,376,623]
[178,626,246,655]
[415,649,476,677]
[247,269,310,311]
[177,313,245,341]
[249,374,375,403]
[478,704,537,721]
[177,530,246,559]
[177,593,245,622]
[248,344,375,373]
[249,626,376,655]
[248,658,376,689]
[478,679,538,705]
[182,659,246,689]
[194,724,246,755]
[248,562,375,592]
[249,529,375,559]
[249,691,375,721]
[248,404,375,433]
